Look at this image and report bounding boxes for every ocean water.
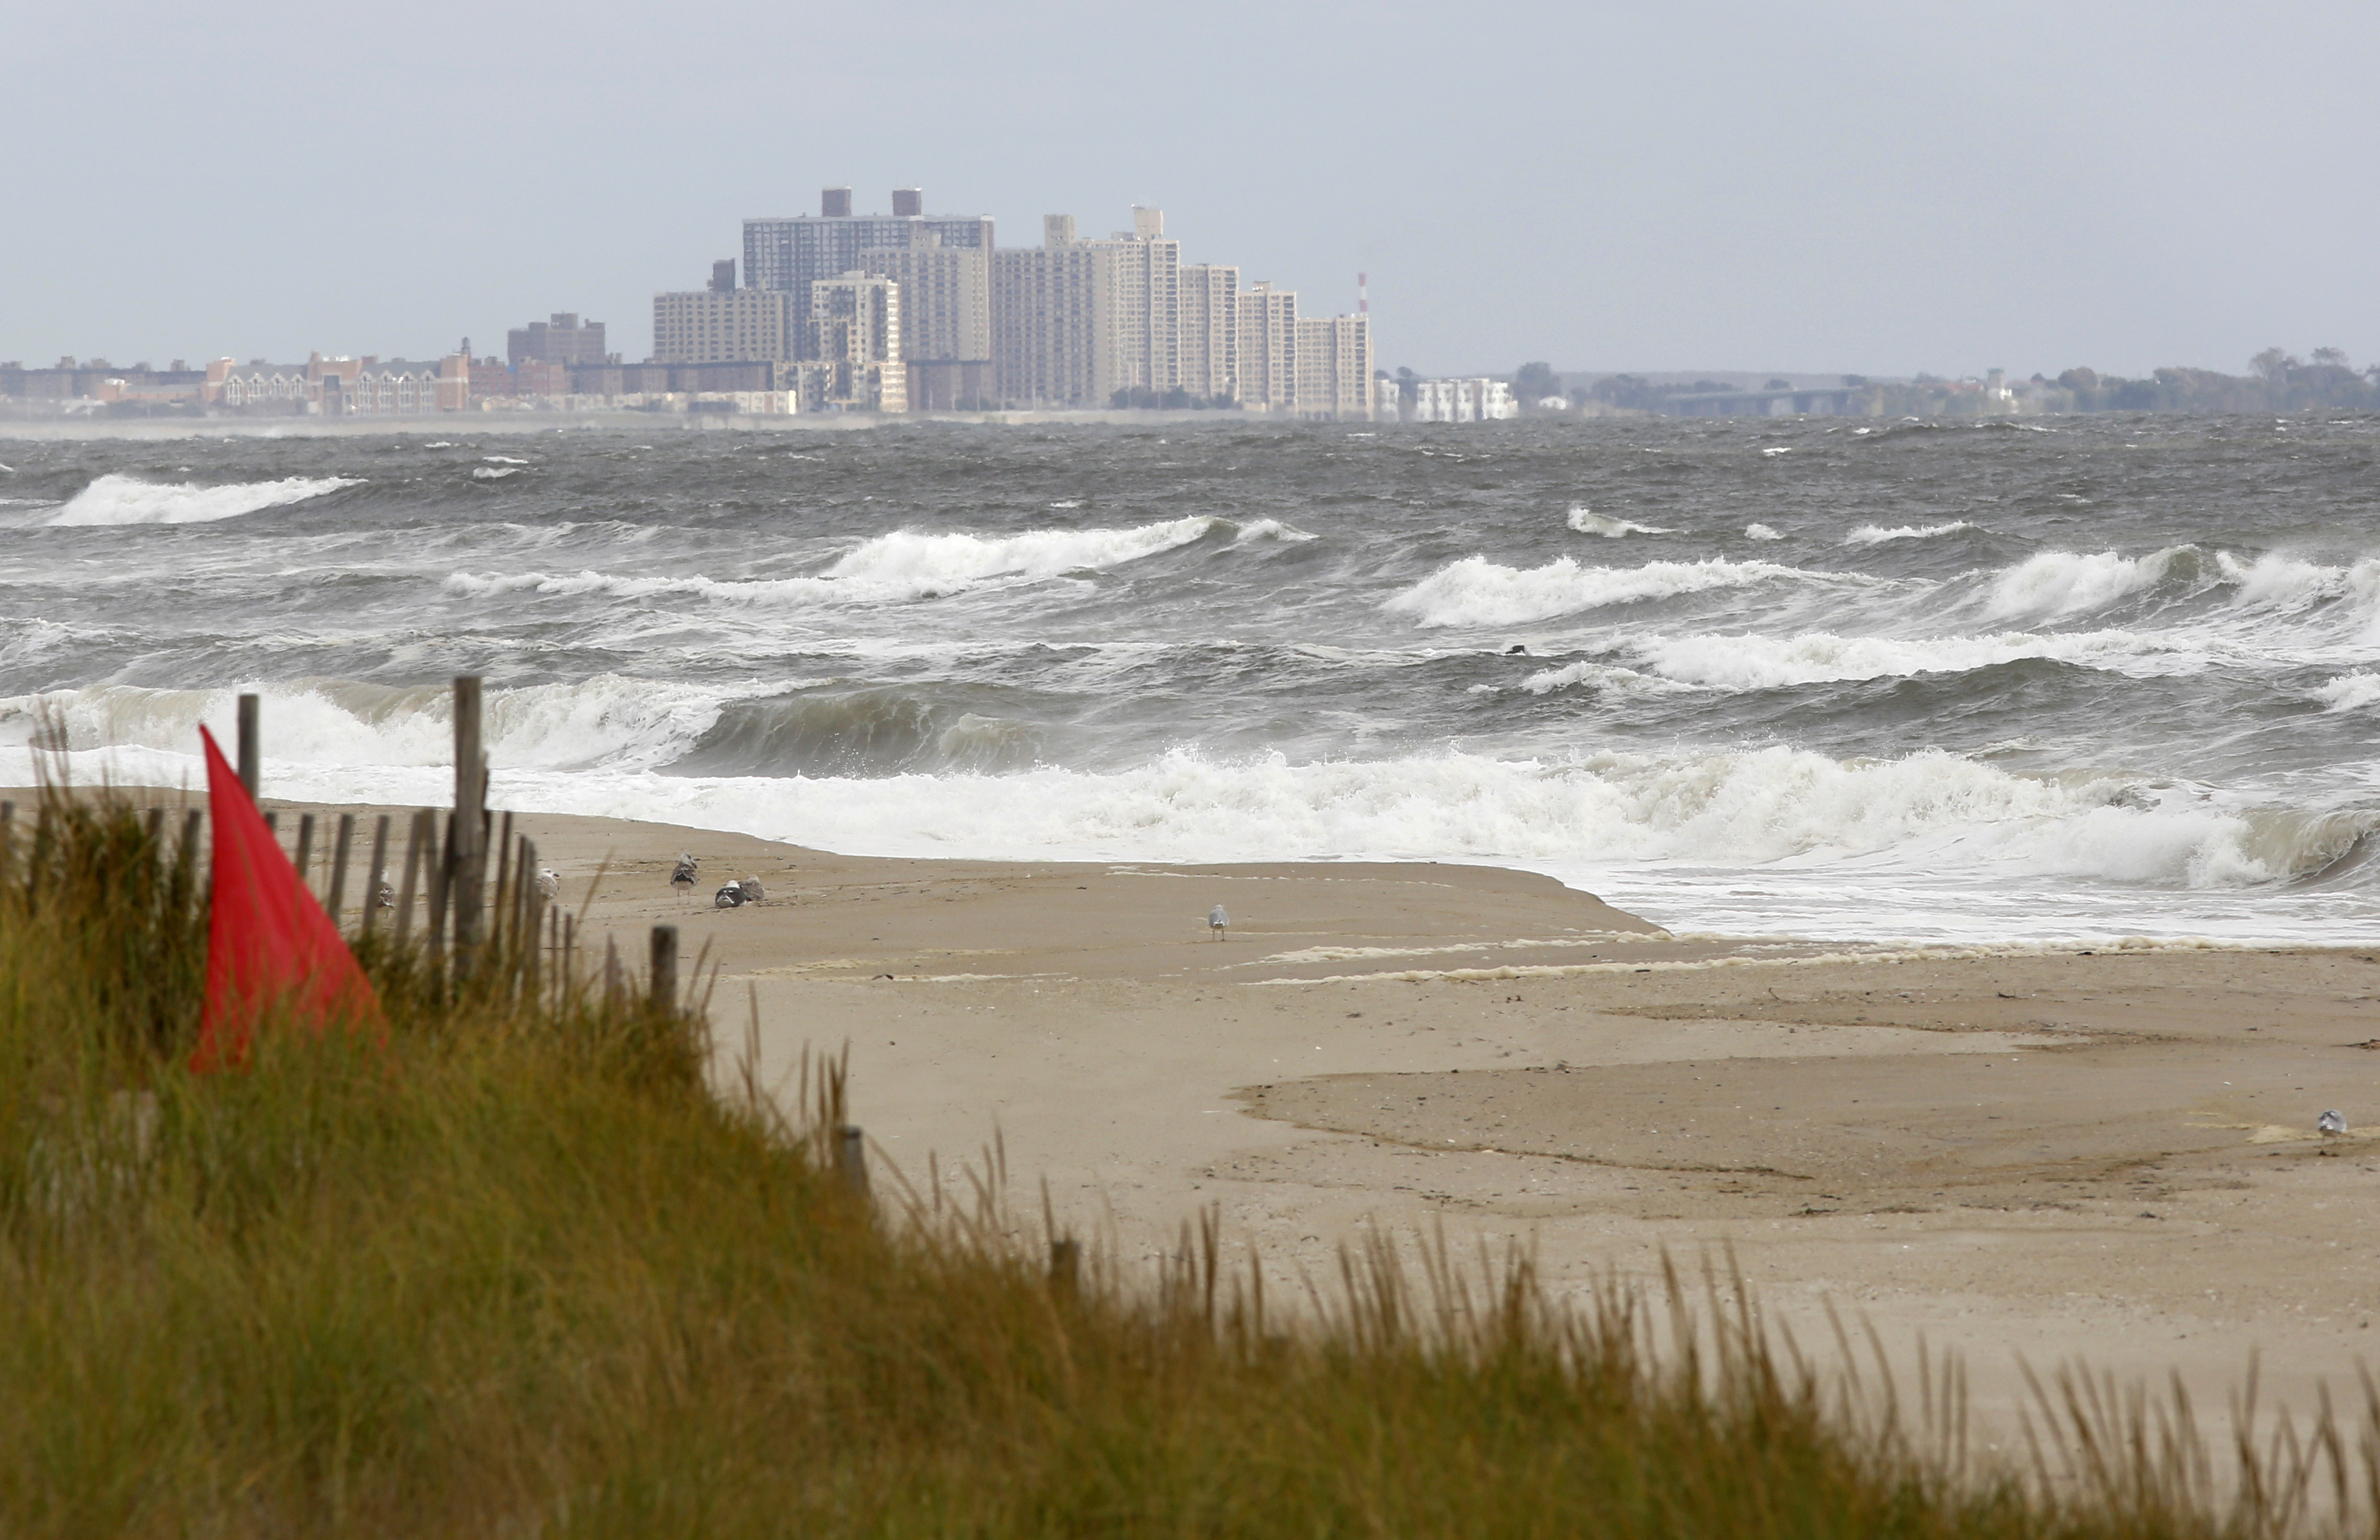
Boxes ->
[2,415,2375,944]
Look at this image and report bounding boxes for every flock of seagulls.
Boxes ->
[666,854,765,909]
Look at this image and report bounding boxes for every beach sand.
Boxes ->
[44,788,2380,1437]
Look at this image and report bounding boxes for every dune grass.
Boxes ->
[1,785,2374,1537]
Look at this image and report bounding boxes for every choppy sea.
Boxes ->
[3,415,2376,944]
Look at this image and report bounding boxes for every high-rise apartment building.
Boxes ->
[990,229,1104,408]
[989,207,1185,408]
[1294,315,1376,421]
[744,187,992,349]
[507,313,608,368]
[807,273,906,412]
[1235,282,1298,413]
[1095,207,1180,403]
[857,241,989,364]
[652,286,791,364]
[859,239,993,411]
[1178,264,1239,404]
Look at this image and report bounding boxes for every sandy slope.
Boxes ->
[34,788,2380,1438]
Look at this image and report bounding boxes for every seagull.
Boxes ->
[535,868,561,902]
[1208,903,1229,941]
[375,880,395,909]
[670,853,698,897]
[714,882,746,910]
[737,877,765,905]
[2318,1109,2346,1136]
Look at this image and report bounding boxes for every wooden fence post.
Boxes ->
[649,924,678,1014]
[1050,1238,1081,1302]
[518,835,539,995]
[236,694,260,800]
[361,814,391,938]
[294,813,316,893]
[426,813,453,970]
[394,810,425,945]
[178,809,202,901]
[326,812,356,924]
[838,1126,870,1197]
[451,677,488,976]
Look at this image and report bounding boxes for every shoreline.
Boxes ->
[16,785,2380,1436]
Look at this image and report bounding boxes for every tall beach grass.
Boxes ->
[1,782,2373,1537]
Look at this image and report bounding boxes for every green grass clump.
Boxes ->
[0,786,2372,1537]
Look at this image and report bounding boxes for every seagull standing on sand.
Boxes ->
[375,880,395,909]
[1209,903,1229,941]
[2318,1109,2347,1136]
[671,853,698,899]
[535,868,561,903]
[738,877,765,905]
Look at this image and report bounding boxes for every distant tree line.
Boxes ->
[2045,348,2379,413]
[1503,348,2380,417]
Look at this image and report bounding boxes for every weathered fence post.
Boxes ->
[649,924,678,1014]
[326,812,356,924]
[394,810,425,945]
[518,835,540,995]
[837,1126,870,1197]
[1050,1238,1081,1302]
[177,809,202,900]
[361,814,391,938]
[294,813,316,893]
[426,813,453,971]
[236,694,260,800]
[451,677,488,977]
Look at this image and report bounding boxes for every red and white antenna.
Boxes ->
[1358,273,1369,316]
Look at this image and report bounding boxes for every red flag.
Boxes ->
[193,725,381,1072]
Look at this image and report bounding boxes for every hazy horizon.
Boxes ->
[8,1,2376,382]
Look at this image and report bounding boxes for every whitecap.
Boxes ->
[1567,506,1677,537]
[2316,672,2380,713]
[1981,547,2187,619]
[1844,521,1974,545]
[1384,555,1844,628]
[46,474,361,526]
[483,454,529,465]
[1744,524,1784,541]
[445,514,1235,608]
[471,466,521,481]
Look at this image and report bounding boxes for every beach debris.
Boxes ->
[2318,1109,2347,1136]
[670,853,698,896]
[737,877,765,905]
[715,883,746,910]
[535,868,561,902]
[1209,903,1229,941]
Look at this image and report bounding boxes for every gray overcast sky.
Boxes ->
[7,1,2375,380]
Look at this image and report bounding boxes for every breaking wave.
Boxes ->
[1385,555,1852,628]
[444,514,1280,608]
[1567,506,1677,537]
[1845,521,1974,545]
[0,676,733,775]
[47,474,361,526]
